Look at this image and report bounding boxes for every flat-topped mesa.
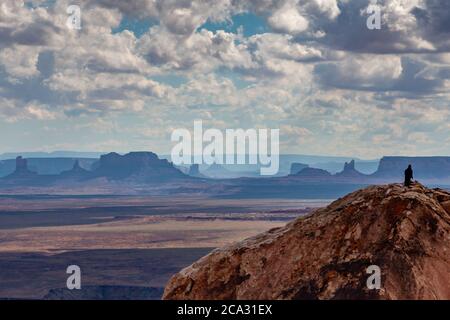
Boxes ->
[92,152,187,181]
[163,183,450,300]
[373,156,450,180]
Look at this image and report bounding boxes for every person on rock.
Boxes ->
[404,164,413,187]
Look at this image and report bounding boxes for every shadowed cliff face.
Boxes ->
[374,156,450,179]
[163,183,450,300]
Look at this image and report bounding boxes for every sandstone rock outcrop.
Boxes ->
[164,183,450,300]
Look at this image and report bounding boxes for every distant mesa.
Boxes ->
[92,152,187,182]
[4,153,450,190]
[0,152,190,185]
[290,162,309,175]
[373,156,450,180]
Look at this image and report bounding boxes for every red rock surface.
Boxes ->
[163,183,450,300]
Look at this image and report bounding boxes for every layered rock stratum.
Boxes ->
[164,183,450,300]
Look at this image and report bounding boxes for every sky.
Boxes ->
[1,0,450,159]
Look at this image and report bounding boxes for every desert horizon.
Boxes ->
[1,0,449,313]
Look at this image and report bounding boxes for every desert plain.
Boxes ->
[0,194,329,299]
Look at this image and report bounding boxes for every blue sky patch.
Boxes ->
[200,13,270,37]
[151,74,188,88]
[112,16,158,38]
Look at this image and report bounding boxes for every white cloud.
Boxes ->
[1,0,450,157]
[268,2,309,35]
[315,54,403,90]
[249,33,323,62]
[25,102,58,120]
[0,45,40,79]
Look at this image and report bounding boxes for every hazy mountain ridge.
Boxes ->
[0,153,380,178]
[2,152,450,197]
[0,152,191,187]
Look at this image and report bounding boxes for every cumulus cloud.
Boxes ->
[268,2,309,34]
[0,45,41,79]
[0,0,64,48]
[248,33,324,62]
[1,0,450,156]
[138,27,255,72]
[0,0,166,117]
[315,54,403,90]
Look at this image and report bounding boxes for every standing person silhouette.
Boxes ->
[404,164,413,187]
